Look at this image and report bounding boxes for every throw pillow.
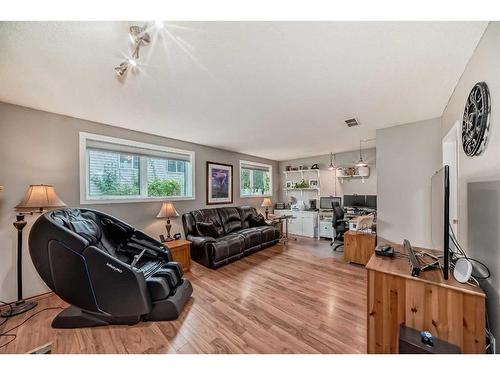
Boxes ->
[196,221,220,238]
[249,213,266,227]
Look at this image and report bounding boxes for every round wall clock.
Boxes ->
[462,81,491,156]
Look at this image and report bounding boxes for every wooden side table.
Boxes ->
[163,239,191,272]
[343,230,376,265]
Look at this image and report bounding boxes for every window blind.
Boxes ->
[86,139,191,162]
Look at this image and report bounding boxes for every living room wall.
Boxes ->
[376,117,442,248]
[0,102,279,302]
[441,21,500,345]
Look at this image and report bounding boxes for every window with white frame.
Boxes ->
[80,133,195,203]
[240,160,272,197]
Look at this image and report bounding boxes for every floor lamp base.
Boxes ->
[1,300,38,317]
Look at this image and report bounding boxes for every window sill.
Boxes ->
[80,196,196,205]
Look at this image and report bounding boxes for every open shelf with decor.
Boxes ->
[283,169,320,178]
[336,166,370,181]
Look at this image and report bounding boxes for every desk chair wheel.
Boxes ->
[332,242,344,252]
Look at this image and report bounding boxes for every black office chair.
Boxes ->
[330,201,348,252]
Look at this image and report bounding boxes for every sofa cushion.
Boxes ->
[196,221,220,239]
[209,234,245,261]
[237,206,258,229]
[217,207,242,233]
[254,226,280,243]
[234,228,262,249]
[191,209,224,236]
[249,213,266,227]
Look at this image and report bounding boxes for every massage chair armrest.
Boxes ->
[124,230,172,262]
[82,246,152,316]
[186,235,216,249]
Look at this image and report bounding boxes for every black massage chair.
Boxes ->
[28,208,193,328]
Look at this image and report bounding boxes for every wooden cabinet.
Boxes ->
[366,241,486,354]
[344,230,376,265]
[163,239,191,272]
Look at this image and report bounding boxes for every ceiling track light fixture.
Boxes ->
[114,22,159,78]
[355,138,375,167]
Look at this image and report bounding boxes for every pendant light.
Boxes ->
[355,140,368,167]
[328,152,337,170]
[355,138,375,167]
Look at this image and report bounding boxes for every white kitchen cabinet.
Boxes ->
[288,216,302,235]
[273,210,318,238]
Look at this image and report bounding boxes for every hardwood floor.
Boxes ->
[0,237,367,354]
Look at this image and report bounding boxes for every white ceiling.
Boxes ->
[0,21,487,161]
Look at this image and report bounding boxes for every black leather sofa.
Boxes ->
[182,206,280,269]
[28,208,193,328]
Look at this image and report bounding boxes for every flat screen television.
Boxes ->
[431,165,450,279]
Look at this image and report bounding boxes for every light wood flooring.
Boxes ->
[0,237,367,353]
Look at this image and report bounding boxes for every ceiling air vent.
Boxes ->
[345,118,360,127]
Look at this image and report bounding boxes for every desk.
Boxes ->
[366,240,486,353]
[344,230,376,265]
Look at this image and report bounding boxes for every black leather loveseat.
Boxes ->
[182,206,280,269]
[29,208,193,328]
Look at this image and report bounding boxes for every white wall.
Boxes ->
[0,102,279,303]
[441,21,500,344]
[376,118,442,248]
[277,148,377,204]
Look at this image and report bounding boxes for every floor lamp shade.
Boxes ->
[15,184,66,211]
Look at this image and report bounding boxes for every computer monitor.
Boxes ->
[343,194,365,208]
[319,196,341,210]
[366,195,377,209]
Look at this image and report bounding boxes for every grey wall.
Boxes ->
[376,118,442,248]
[468,181,500,347]
[277,148,377,204]
[441,22,500,345]
[0,102,279,302]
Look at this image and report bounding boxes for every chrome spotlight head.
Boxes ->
[129,25,151,45]
[114,61,128,77]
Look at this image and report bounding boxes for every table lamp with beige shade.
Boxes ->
[261,197,272,220]
[156,201,179,242]
[1,184,66,317]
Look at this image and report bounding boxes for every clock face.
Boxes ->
[462,82,491,156]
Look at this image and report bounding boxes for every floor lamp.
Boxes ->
[1,184,66,317]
